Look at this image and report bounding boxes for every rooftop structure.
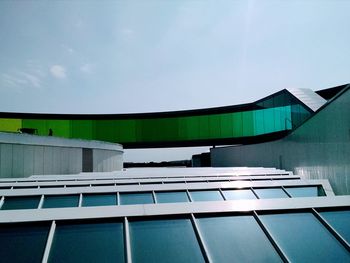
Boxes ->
[0,167,349,262]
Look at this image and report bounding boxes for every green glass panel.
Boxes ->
[284,187,319,197]
[220,113,233,138]
[254,109,265,135]
[254,188,288,199]
[263,108,276,134]
[185,116,200,140]
[49,221,125,263]
[232,112,243,137]
[208,115,221,139]
[260,213,350,262]
[0,222,50,263]
[198,115,209,139]
[223,189,257,200]
[320,210,350,243]
[242,111,254,136]
[2,196,40,210]
[43,195,79,208]
[22,119,46,135]
[130,218,205,263]
[197,215,282,263]
[46,120,71,138]
[120,192,154,205]
[71,120,94,140]
[190,190,223,202]
[118,120,136,143]
[156,191,189,203]
[0,118,22,132]
[82,194,117,207]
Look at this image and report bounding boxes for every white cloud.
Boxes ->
[50,65,66,79]
[80,63,94,74]
[0,70,43,91]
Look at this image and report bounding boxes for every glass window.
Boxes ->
[2,196,41,210]
[43,195,79,208]
[49,221,125,263]
[130,218,205,263]
[260,212,350,262]
[82,194,117,207]
[119,192,153,205]
[254,188,288,199]
[0,222,50,263]
[320,210,350,243]
[156,191,189,203]
[223,189,257,200]
[284,186,320,197]
[197,215,282,263]
[189,190,223,202]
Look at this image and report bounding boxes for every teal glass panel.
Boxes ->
[260,213,350,262]
[254,109,265,135]
[82,194,117,207]
[263,108,276,134]
[254,188,288,199]
[242,111,254,136]
[43,195,79,208]
[190,190,223,202]
[130,218,205,263]
[156,191,189,203]
[284,186,319,197]
[120,192,154,205]
[320,210,350,243]
[49,221,125,263]
[197,215,282,263]
[223,189,257,200]
[0,222,50,263]
[2,196,40,210]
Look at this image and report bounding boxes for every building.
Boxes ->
[0,167,350,262]
[0,84,349,262]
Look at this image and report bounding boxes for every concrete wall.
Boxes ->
[211,86,350,195]
[0,133,123,178]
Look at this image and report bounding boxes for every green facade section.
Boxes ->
[0,91,312,147]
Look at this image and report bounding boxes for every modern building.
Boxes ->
[0,167,349,262]
[0,84,349,262]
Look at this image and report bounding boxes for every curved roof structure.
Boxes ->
[0,87,329,148]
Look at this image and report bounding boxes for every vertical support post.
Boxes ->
[124,217,132,263]
[41,220,56,263]
[190,214,212,263]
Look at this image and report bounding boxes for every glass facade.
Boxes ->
[43,195,79,208]
[49,221,125,263]
[0,222,50,263]
[197,215,282,262]
[119,192,154,205]
[130,218,205,263]
[155,191,189,203]
[1,196,41,210]
[189,190,223,202]
[222,189,257,200]
[260,212,350,262]
[0,90,312,147]
[320,210,350,243]
[254,188,289,199]
[82,193,117,207]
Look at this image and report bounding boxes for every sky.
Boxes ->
[0,0,349,162]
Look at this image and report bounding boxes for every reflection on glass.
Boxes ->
[189,190,223,202]
[260,213,350,262]
[156,191,189,203]
[285,187,319,197]
[1,196,40,210]
[130,218,205,263]
[82,194,117,207]
[43,195,79,208]
[119,192,153,205]
[197,215,282,263]
[254,188,288,199]
[223,189,257,200]
[321,210,350,243]
[0,222,50,263]
[49,221,125,263]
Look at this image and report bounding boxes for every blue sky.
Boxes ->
[0,0,349,161]
[1,0,349,115]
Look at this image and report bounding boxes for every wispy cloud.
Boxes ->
[80,63,94,74]
[50,65,66,79]
[0,67,43,91]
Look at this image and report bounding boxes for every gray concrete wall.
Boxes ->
[211,86,350,195]
[0,133,123,178]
